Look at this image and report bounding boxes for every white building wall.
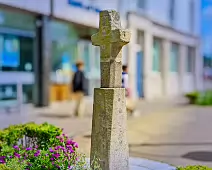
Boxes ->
[0,0,50,15]
[120,0,201,36]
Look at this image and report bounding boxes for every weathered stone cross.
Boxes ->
[91,10,131,88]
[90,10,131,170]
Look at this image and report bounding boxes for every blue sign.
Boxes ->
[68,0,101,13]
[2,37,20,67]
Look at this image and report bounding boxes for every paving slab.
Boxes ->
[85,157,176,170]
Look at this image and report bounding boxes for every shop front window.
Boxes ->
[152,38,161,72]
[170,43,179,72]
[50,20,79,84]
[0,34,34,72]
[187,46,195,73]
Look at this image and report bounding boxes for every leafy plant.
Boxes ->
[196,90,212,106]
[0,164,12,170]
[185,91,199,104]
[0,122,62,150]
[177,165,212,170]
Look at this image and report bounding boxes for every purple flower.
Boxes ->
[73,142,78,148]
[53,153,60,159]
[34,150,41,157]
[0,160,5,164]
[66,139,72,145]
[49,148,54,153]
[56,136,60,139]
[14,152,21,158]
[26,147,32,151]
[69,166,73,169]
[13,145,19,150]
[9,156,13,159]
[50,157,54,161]
[69,149,74,153]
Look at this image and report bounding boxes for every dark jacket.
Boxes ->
[72,70,88,94]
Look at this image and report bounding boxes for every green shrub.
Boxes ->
[196,90,212,106]
[0,123,89,170]
[0,122,62,150]
[185,91,199,104]
[177,165,212,170]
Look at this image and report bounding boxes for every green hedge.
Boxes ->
[177,165,212,170]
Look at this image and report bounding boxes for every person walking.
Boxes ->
[71,60,87,117]
[122,65,136,116]
[122,65,130,97]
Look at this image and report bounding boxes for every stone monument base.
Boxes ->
[90,88,129,170]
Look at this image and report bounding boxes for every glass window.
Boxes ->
[137,0,146,9]
[187,46,195,72]
[0,84,33,105]
[170,43,179,72]
[152,38,161,72]
[50,20,100,84]
[189,0,195,33]
[0,9,35,31]
[22,84,33,103]
[50,20,79,83]
[0,34,34,72]
[0,84,17,101]
[169,0,175,26]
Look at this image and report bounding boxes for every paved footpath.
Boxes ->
[85,158,176,170]
[73,105,212,168]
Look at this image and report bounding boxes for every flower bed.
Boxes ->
[0,122,89,170]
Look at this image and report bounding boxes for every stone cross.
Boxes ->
[90,10,131,170]
[91,10,131,88]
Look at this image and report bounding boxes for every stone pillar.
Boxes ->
[34,15,51,107]
[161,39,170,97]
[90,10,130,170]
[179,45,186,94]
[143,30,153,100]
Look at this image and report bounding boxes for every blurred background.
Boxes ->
[0,0,207,107]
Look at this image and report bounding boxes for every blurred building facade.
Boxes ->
[0,0,202,106]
